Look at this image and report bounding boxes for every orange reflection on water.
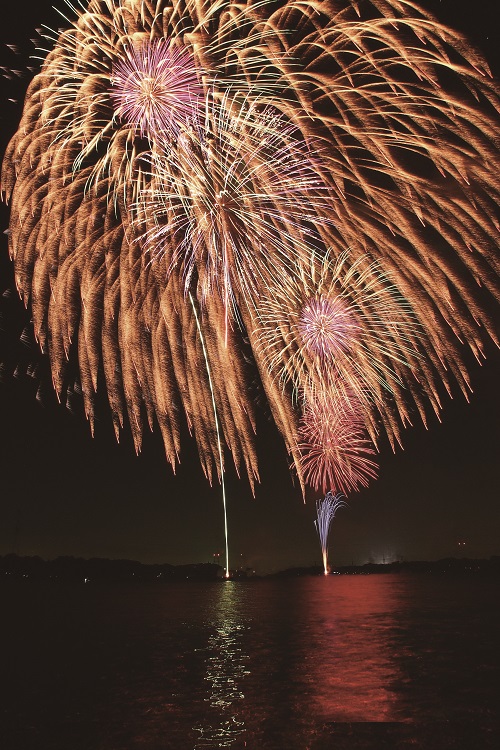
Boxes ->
[302,574,406,722]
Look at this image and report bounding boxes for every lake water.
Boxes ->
[1,574,499,749]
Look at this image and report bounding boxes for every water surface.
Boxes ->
[2,574,498,748]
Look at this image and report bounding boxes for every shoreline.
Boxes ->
[1,553,499,582]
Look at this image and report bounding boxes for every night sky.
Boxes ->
[0,0,498,574]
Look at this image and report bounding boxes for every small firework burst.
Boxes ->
[298,295,359,360]
[256,251,422,449]
[299,388,378,495]
[111,39,203,141]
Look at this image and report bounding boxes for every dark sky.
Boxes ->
[0,0,499,573]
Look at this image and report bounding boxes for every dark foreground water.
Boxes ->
[1,574,499,749]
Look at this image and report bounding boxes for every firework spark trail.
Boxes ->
[1,0,500,502]
[315,491,347,575]
[189,292,230,578]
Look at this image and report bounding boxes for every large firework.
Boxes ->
[2,0,499,502]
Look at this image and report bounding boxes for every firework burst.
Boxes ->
[110,39,203,141]
[256,251,424,447]
[137,92,332,316]
[298,295,359,361]
[1,0,499,505]
[299,387,378,494]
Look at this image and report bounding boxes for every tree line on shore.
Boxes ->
[1,553,499,581]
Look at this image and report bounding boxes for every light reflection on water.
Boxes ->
[193,582,250,748]
[192,575,405,747]
[2,574,498,749]
[300,575,404,722]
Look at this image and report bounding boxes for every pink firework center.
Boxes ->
[111,39,203,140]
[298,296,359,360]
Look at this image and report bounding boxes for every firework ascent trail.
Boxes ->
[2,1,500,504]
